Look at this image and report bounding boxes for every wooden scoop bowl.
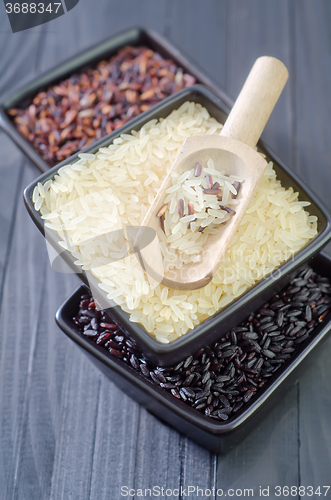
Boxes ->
[134,56,288,290]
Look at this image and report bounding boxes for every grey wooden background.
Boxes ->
[0,1,331,499]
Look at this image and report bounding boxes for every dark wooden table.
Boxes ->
[0,1,331,498]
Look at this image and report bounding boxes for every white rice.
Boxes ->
[158,158,241,272]
[33,101,318,343]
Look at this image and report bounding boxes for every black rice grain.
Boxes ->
[73,265,331,422]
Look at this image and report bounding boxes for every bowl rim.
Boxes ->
[0,25,232,173]
[24,83,331,360]
[55,251,331,434]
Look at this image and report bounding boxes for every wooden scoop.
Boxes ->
[134,56,288,290]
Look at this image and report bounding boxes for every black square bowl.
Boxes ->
[0,26,231,173]
[24,84,331,367]
[55,252,331,453]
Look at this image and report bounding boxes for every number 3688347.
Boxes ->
[5,3,62,14]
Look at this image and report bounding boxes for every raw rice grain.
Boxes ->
[35,102,318,342]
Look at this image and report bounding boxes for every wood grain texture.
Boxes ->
[180,438,216,496]
[221,56,288,148]
[36,0,169,78]
[0,163,50,499]
[291,0,331,211]
[89,380,141,499]
[13,266,79,500]
[293,1,331,480]
[134,409,182,493]
[0,1,331,498]
[48,350,101,500]
[213,4,304,493]
[226,0,292,165]
[0,23,43,98]
[298,338,331,487]
[216,387,300,494]
[166,0,228,90]
[0,0,55,99]
[0,132,24,290]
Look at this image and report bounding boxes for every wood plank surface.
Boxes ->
[36,0,170,77]
[293,0,331,487]
[225,0,292,164]
[215,2,302,494]
[89,381,141,499]
[0,1,330,499]
[291,0,331,214]
[167,0,229,90]
[0,163,52,499]
[216,386,300,495]
[0,133,24,291]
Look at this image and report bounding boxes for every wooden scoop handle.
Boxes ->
[220,56,288,148]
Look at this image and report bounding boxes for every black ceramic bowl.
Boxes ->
[55,252,331,453]
[0,26,231,173]
[24,84,331,366]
